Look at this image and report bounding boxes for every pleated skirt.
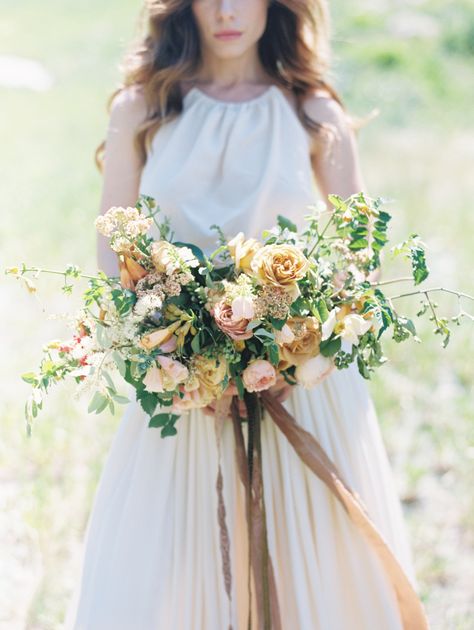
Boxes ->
[64,360,417,630]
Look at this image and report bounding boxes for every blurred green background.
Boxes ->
[1,0,473,628]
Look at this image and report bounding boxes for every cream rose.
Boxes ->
[242,359,277,393]
[295,355,335,388]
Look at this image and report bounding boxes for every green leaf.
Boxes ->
[268,343,280,366]
[254,328,275,341]
[112,351,127,378]
[411,248,429,285]
[102,370,116,393]
[319,336,342,357]
[96,323,112,349]
[191,332,201,353]
[357,355,371,380]
[111,393,131,404]
[149,413,177,428]
[327,194,344,210]
[139,391,158,415]
[88,391,107,413]
[246,319,263,331]
[269,317,286,331]
[315,298,329,323]
[348,238,368,250]
[21,372,37,384]
[277,215,297,232]
[95,396,110,414]
[161,425,178,437]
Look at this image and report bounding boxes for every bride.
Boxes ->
[65,1,428,628]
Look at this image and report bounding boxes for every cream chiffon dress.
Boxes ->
[64,85,419,629]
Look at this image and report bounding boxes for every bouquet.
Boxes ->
[7,192,471,438]
[6,192,472,629]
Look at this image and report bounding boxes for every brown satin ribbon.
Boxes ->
[213,391,430,630]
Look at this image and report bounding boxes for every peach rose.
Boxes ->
[250,244,309,299]
[213,300,253,341]
[143,365,164,393]
[171,387,210,411]
[156,355,189,388]
[277,316,321,369]
[227,232,262,274]
[242,359,277,393]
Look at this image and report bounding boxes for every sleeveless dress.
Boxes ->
[64,85,419,630]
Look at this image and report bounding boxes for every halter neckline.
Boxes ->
[184,84,279,108]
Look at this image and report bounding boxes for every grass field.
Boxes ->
[1,1,473,628]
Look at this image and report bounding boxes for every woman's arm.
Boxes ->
[304,92,381,282]
[305,93,366,201]
[96,86,148,277]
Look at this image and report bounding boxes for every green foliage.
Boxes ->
[148,413,180,437]
[391,233,429,285]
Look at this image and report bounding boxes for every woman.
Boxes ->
[65,1,427,628]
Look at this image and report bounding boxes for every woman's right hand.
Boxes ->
[202,382,248,419]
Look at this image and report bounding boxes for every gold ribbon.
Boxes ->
[213,391,430,630]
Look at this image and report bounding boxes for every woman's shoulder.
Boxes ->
[108,85,148,130]
[300,88,354,156]
[302,88,350,128]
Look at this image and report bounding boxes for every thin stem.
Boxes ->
[389,286,474,301]
[17,267,117,282]
[306,213,336,258]
[370,276,414,287]
[423,291,441,327]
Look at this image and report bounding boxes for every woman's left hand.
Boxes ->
[267,373,293,403]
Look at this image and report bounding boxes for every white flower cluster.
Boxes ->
[133,293,163,318]
[95,206,153,239]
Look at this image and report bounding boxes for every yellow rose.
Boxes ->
[250,244,309,299]
[191,354,228,401]
[277,316,321,369]
[227,232,262,274]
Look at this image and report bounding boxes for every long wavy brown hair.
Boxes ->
[94,0,369,172]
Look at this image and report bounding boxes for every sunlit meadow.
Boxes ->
[1,1,473,628]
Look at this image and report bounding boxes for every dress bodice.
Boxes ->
[138,84,321,255]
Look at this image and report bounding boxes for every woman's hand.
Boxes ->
[202,382,245,418]
[267,372,293,403]
[202,374,294,419]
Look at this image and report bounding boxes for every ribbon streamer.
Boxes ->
[214,391,430,630]
[214,397,235,630]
